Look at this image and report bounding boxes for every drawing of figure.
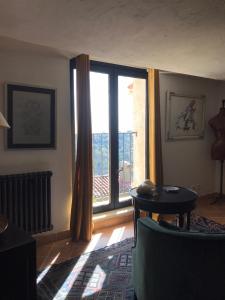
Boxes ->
[176,100,196,131]
[20,100,42,136]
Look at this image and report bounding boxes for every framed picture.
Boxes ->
[166,92,206,141]
[6,83,56,149]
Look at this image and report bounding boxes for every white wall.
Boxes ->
[159,72,222,195]
[0,42,224,235]
[0,48,72,233]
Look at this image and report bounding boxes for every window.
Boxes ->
[71,61,148,213]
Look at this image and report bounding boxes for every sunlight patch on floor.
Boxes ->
[84,233,103,253]
[37,252,61,284]
[53,233,102,300]
[82,265,106,298]
[107,226,125,246]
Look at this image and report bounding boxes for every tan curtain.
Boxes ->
[148,68,163,185]
[70,54,93,241]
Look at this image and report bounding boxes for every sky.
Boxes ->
[74,71,144,133]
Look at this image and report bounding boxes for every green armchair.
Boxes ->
[132,217,225,300]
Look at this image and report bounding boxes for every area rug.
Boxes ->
[37,237,133,300]
[37,215,225,300]
[190,214,225,233]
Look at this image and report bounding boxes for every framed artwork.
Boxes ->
[6,83,56,149]
[166,92,206,141]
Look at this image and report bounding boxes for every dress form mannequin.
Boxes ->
[209,100,225,201]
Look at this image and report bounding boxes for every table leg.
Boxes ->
[179,214,184,228]
[187,212,191,230]
[134,207,140,245]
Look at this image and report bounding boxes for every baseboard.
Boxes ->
[34,229,71,247]
[34,207,133,246]
[199,193,215,199]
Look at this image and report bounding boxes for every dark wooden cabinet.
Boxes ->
[0,224,36,300]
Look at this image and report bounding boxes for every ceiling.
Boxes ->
[0,0,225,79]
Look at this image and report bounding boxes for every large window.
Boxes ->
[72,61,148,213]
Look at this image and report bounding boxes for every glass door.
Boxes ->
[90,71,111,210]
[118,76,146,204]
[72,61,148,213]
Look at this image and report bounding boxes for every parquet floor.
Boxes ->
[37,194,225,271]
[37,221,134,271]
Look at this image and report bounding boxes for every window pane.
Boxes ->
[118,76,146,202]
[90,72,110,207]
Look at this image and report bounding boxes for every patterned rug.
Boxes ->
[37,214,225,300]
[190,214,225,233]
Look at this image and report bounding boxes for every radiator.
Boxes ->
[0,171,53,234]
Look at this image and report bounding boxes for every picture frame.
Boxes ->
[5,83,56,149]
[166,92,206,141]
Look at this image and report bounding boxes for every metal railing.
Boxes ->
[92,132,135,201]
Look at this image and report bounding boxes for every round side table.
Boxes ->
[130,186,197,243]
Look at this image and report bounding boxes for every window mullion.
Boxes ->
[109,69,119,209]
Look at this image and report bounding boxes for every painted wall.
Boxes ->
[0,47,72,233]
[159,72,222,195]
[0,42,224,234]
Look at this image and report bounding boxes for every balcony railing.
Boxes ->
[92,132,135,202]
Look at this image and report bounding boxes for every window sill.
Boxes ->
[93,207,133,232]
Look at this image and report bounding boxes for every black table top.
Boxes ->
[130,186,197,203]
[130,186,197,214]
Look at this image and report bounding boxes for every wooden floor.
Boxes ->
[36,194,225,271]
[37,221,134,271]
[195,194,225,224]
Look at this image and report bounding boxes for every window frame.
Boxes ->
[70,59,149,213]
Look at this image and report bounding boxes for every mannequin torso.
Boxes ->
[209,107,225,160]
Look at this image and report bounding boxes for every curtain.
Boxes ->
[70,54,93,241]
[148,68,163,185]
